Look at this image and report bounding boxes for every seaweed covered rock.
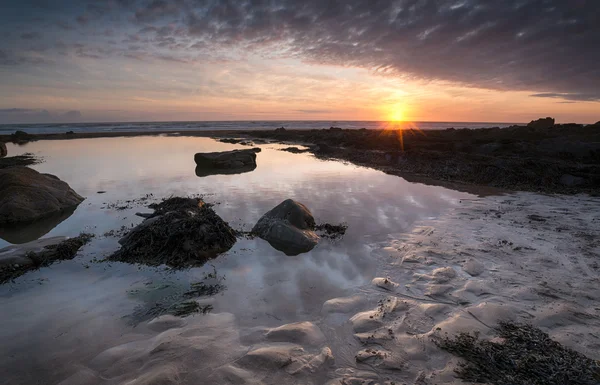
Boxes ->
[0,234,92,284]
[252,199,319,256]
[0,142,6,158]
[109,197,237,268]
[0,167,84,225]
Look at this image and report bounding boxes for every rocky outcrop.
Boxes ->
[252,199,319,256]
[527,117,555,129]
[109,197,237,268]
[194,148,260,176]
[0,142,6,158]
[0,167,84,225]
[195,148,259,169]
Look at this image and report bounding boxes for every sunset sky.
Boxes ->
[0,0,598,124]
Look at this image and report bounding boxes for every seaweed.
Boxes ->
[434,322,600,385]
[0,233,93,284]
[0,153,42,169]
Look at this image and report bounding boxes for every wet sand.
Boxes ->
[24,192,597,385]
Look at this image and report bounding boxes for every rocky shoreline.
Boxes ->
[3,119,598,194]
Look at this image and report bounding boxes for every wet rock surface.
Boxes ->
[0,167,84,225]
[194,148,260,169]
[108,197,237,268]
[0,142,6,158]
[252,199,319,256]
[0,234,92,284]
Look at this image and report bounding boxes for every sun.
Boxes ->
[386,105,406,122]
[390,109,404,122]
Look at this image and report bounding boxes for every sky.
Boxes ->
[0,0,598,124]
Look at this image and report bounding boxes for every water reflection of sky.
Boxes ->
[0,137,472,384]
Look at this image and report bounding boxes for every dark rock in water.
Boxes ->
[65,131,75,135]
[252,199,319,256]
[0,234,92,284]
[0,142,6,158]
[315,223,348,239]
[0,153,40,169]
[109,197,236,268]
[330,126,343,131]
[10,130,33,143]
[0,167,84,225]
[275,127,286,132]
[194,148,260,171]
[280,147,309,154]
[218,138,242,144]
[527,117,555,129]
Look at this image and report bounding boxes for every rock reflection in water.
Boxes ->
[195,163,256,177]
[0,207,76,244]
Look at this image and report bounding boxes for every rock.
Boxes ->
[194,148,260,176]
[0,167,84,225]
[275,126,286,132]
[10,130,33,143]
[218,138,242,144]
[560,174,585,187]
[0,234,92,284]
[252,199,319,256]
[194,148,259,169]
[527,117,555,129]
[108,197,237,267]
[280,147,309,154]
[0,142,6,158]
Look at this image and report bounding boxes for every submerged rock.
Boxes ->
[194,148,260,170]
[0,167,84,225]
[108,197,236,268]
[0,142,6,158]
[252,199,319,256]
[527,117,555,129]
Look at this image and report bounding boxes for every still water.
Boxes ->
[0,136,471,384]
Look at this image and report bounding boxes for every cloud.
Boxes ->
[530,92,600,102]
[295,109,334,114]
[0,109,83,124]
[1,0,599,101]
[20,32,41,40]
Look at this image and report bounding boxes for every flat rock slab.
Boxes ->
[194,148,260,169]
[0,167,84,225]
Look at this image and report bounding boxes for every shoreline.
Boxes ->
[2,123,599,195]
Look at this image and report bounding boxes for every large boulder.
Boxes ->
[252,199,319,256]
[0,142,6,158]
[109,197,237,268]
[194,148,260,169]
[527,117,555,129]
[0,167,84,225]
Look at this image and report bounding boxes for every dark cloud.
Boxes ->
[530,92,599,102]
[1,0,599,101]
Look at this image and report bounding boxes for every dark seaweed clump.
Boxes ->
[108,197,237,268]
[0,233,93,284]
[434,322,600,385]
[316,223,348,239]
[0,153,42,169]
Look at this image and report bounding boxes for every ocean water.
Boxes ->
[0,120,519,135]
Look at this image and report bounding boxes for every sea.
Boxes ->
[0,120,519,135]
